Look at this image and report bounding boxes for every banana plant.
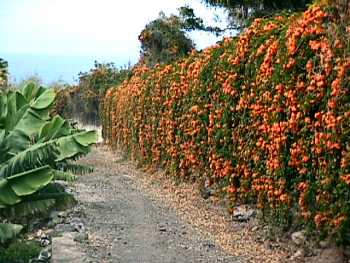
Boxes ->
[0,83,97,243]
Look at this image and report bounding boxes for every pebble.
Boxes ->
[232,206,256,222]
[290,249,305,260]
[291,230,306,246]
[38,247,52,261]
[159,226,167,232]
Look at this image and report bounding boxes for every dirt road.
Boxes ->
[74,147,241,263]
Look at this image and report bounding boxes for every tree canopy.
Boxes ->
[200,0,312,29]
[0,59,8,89]
[138,13,195,67]
[55,61,132,126]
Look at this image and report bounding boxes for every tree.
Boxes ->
[178,6,223,35]
[138,13,195,67]
[198,0,312,29]
[0,59,8,89]
[55,61,132,126]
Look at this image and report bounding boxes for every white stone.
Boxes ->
[291,230,306,246]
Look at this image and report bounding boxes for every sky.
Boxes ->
[0,0,228,84]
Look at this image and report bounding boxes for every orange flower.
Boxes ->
[314,213,328,228]
[341,174,350,186]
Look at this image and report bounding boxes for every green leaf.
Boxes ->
[53,170,77,182]
[0,179,21,206]
[4,129,30,154]
[0,141,58,179]
[30,88,56,110]
[39,115,70,142]
[57,131,97,161]
[0,95,8,126]
[14,111,48,137]
[57,135,89,161]
[4,199,56,218]
[0,129,5,143]
[74,130,98,147]
[22,82,40,102]
[7,166,53,196]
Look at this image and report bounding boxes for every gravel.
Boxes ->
[73,146,288,263]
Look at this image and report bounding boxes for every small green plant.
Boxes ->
[0,240,41,263]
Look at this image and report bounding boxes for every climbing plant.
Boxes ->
[103,4,350,244]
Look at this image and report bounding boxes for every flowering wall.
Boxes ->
[103,6,350,242]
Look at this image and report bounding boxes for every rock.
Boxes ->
[47,220,56,228]
[73,232,89,243]
[158,224,167,232]
[65,187,74,194]
[36,229,43,238]
[54,180,69,188]
[319,239,331,249]
[38,247,52,261]
[251,226,259,232]
[70,217,85,232]
[69,217,82,224]
[72,222,85,232]
[52,233,87,263]
[310,247,344,263]
[50,211,60,219]
[199,187,214,199]
[28,219,41,232]
[48,213,63,228]
[180,244,190,250]
[290,249,305,260]
[232,206,256,222]
[264,241,272,250]
[55,223,75,234]
[40,234,51,247]
[291,230,306,246]
[58,211,68,218]
[203,241,215,249]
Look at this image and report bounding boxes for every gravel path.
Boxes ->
[74,147,241,263]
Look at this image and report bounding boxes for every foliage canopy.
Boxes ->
[138,13,195,66]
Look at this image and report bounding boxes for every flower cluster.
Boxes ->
[102,6,350,243]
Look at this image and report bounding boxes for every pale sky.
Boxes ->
[0,0,226,57]
[0,0,229,83]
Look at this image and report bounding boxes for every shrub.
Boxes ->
[0,59,8,89]
[0,240,41,263]
[139,12,195,67]
[55,62,132,126]
[103,5,350,244]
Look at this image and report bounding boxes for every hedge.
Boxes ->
[103,5,350,243]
